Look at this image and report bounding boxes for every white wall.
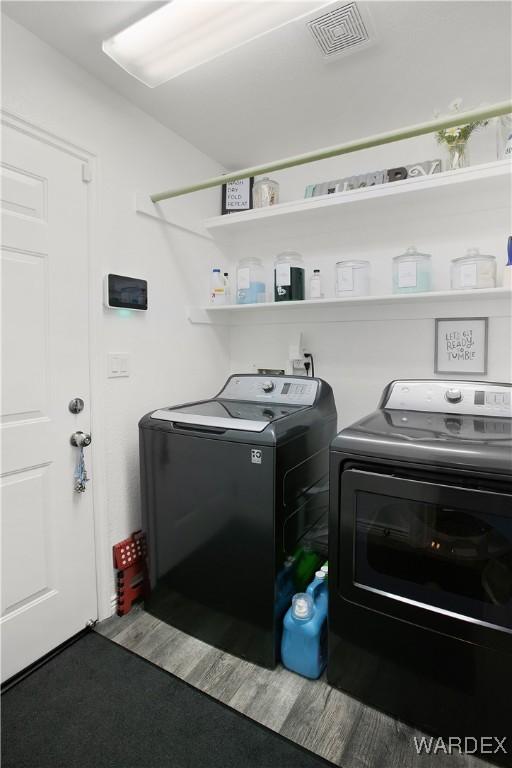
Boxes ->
[229,305,512,431]
[1,15,231,615]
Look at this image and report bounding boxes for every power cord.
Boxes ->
[304,352,315,377]
[304,360,311,377]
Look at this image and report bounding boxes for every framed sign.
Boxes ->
[221,177,254,215]
[434,317,488,375]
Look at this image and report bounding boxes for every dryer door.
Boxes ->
[339,468,512,647]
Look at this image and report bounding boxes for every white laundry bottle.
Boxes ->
[309,269,323,299]
[223,272,231,304]
[210,268,226,304]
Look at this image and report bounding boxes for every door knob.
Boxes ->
[70,431,92,447]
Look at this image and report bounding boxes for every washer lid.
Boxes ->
[150,399,303,432]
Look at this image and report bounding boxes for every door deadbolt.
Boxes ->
[70,431,92,447]
[69,398,85,414]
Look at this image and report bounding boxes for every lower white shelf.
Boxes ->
[189,287,512,324]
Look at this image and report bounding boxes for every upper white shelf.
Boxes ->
[203,286,511,312]
[189,287,512,324]
[205,161,511,246]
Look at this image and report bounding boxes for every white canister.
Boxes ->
[335,260,370,297]
[451,249,497,290]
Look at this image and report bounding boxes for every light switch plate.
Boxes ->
[108,353,130,377]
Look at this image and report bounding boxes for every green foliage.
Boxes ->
[437,120,489,146]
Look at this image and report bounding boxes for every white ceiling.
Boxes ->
[3,1,511,169]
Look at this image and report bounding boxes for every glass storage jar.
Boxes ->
[335,260,370,297]
[274,251,305,302]
[392,247,432,294]
[497,114,512,160]
[253,177,279,208]
[451,249,497,290]
[236,257,267,304]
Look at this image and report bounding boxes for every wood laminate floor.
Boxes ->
[96,606,491,768]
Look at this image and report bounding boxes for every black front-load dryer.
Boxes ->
[328,379,512,766]
[139,374,337,668]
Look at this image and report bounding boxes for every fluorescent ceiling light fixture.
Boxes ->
[103,0,330,87]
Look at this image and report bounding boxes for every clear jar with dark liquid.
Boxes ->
[274,251,305,302]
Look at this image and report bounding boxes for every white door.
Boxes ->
[1,119,97,681]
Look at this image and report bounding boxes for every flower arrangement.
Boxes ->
[435,99,488,169]
[437,121,488,146]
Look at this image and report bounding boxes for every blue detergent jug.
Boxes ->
[307,569,328,611]
[281,571,328,679]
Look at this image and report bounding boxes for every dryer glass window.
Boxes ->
[354,491,512,630]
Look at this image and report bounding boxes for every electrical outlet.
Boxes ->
[293,358,306,369]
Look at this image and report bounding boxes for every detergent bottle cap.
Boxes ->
[292,593,313,620]
[315,570,327,580]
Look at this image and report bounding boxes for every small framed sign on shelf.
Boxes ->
[221,177,254,215]
[434,317,488,375]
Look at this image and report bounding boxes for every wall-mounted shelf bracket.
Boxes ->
[135,192,213,241]
[187,306,232,325]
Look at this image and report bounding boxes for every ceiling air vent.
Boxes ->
[307,2,373,59]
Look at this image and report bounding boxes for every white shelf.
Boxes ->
[195,161,511,324]
[189,288,512,324]
[205,161,511,246]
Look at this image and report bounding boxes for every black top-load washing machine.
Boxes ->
[140,374,337,668]
[329,380,512,765]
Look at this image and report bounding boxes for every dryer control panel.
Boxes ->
[220,375,318,406]
[385,380,512,417]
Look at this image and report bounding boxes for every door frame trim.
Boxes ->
[1,108,112,621]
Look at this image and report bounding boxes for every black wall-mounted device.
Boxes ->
[104,274,148,311]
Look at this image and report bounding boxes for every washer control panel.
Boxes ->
[385,380,512,417]
[220,375,318,405]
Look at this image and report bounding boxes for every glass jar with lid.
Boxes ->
[236,257,266,304]
[392,246,432,294]
[451,249,497,290]
[336,260,370,297]
[274,251,305,302]
[253,177,279,208]
[497,114,512,160]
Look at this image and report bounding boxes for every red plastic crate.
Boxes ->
[113,530,149,616]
